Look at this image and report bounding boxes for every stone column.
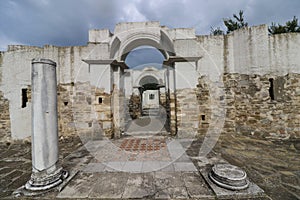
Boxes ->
[25,58,68,191]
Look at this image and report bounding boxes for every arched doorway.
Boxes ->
[83,23,202,139]
[122,46,170,136]
[138,75,163,116]
[125,70,168,136]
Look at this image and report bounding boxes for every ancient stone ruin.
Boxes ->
[0,21,299,198]
[0,21,299,141]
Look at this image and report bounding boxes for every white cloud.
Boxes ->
[120,3,147,22]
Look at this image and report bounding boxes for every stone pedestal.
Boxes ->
[209,163,249,190]
[25,58,68,191]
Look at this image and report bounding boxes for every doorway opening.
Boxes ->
[123,45,170,136]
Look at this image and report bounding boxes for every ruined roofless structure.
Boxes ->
[0,21,299,141]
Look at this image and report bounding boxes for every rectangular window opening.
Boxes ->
[149,94,155,100]
[21,88,28,108]
[269,78,275,100]
[98,97,103,104]
[201,115,206,121]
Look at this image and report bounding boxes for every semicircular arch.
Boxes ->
[110,30,174,61]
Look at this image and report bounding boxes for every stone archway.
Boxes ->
[83,22,200,138]
[138,75,161,116]
[126,67,169,135]
[109,28,175,137]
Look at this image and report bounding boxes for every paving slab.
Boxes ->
[142,161,162,172]
[173,162,198,172]
[57,173,98,198]
[123,161,143,172]
[89,172,128,199]
[104,161,126,172]
[182,172,214,199]
[82,163,106,173]
[122,173,155,199]
[154,172,188,199]
[159,162,176,172]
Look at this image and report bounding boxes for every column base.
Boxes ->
[25,166,68,191]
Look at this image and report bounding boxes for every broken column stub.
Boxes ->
[25,58,68,191]
[209,163,249,190]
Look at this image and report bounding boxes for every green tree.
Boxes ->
[223,10,248,33]
[210,26,224,35]
[269,16,300,34]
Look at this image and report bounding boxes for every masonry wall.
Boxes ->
[0,23,299,140]
[0,44,110,140]
[197,73,300,139]
[0,91,11,141]
[0,52,11,140]
[57,84,76,137]
[194,25,300,139]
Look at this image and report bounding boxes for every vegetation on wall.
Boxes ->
[223,10,248,34]
[268,16,300,34]
[210,10,299,35]
[210,10,248,35]
[210,26,224,36]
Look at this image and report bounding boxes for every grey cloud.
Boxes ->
[0,0,299,51]
[0,0,122,49]
[245,0,300,25]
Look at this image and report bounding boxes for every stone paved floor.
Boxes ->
[125,116,168,136]
[82,136,196,173]
[89,137,172,162]
[0,133,299,199]
[213,134,300,200]
[57,135,215,199]
[57,171,213,199]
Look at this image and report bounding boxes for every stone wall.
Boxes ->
[0,91,11,141]
[176,88,199,138]
[91,86,113,138]
[67,82,110,142]
[169,92,177,135]
[227,73,300,138]
[196,76,212,136]
[197,73,300,139]
[68,82,113,142]
[57,84,76,136]
[0,22,299,140]
[128,94,141,119]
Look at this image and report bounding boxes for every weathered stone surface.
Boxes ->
[154,172,189,199]
[0,91,11,141]
[122,173,155,198]
[89,172,128,198]
[0,134,299,199]
[182,172,213,198]
[176,88,199,138]
[128,94,141,119]
[57,173,98,198]
[213,134,300,200]
[196,73,300,139]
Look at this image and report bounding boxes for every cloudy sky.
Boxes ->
[0,0,299,52]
